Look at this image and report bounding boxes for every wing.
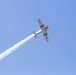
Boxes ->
[38,19,45,30]
[43,32,49,42]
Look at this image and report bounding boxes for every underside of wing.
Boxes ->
[38,19,43,26]
[45,35,49,42]
[38,19,45,29]
[43,32,49,42]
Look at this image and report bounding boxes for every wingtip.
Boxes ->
[46,40,49,42]
[37,18,40,22]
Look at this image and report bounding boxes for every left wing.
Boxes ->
[43,31,48,42]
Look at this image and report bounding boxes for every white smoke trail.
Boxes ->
[0,29,41,60]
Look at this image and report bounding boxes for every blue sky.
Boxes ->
[0,0,76,75]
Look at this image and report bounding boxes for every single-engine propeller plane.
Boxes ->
[33,19,49,42]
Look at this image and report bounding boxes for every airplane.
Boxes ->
[33,19,49,42]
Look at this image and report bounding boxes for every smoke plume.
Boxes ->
[0,29,41,60]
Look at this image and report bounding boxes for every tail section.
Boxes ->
[33,31,37,38]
